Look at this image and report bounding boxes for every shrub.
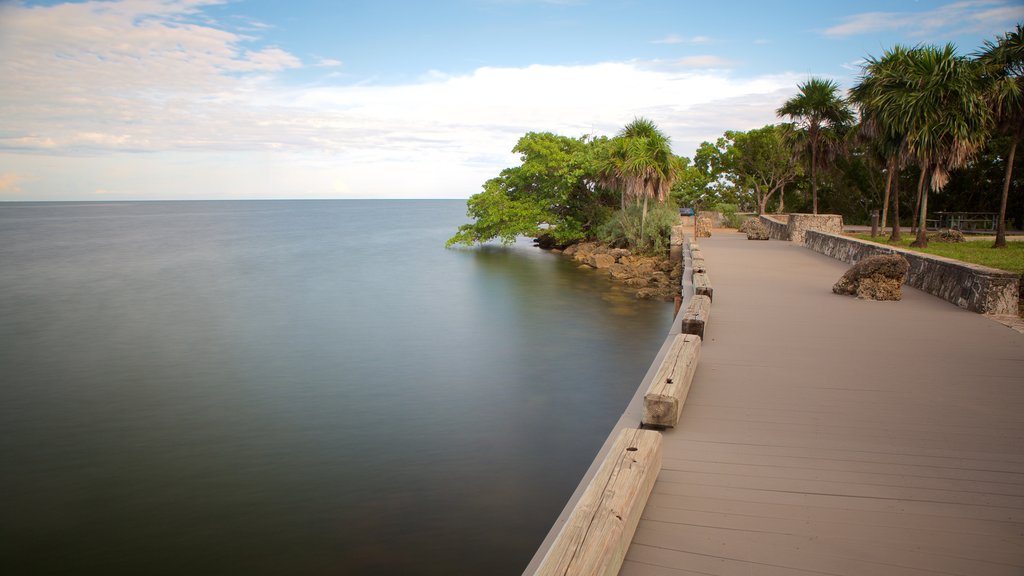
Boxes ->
[712,202,746,228]
[597,203,678,255]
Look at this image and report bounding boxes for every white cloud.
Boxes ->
[672,55,735,69]
[652,34,712,45]
[0,0,803,199]
[823,0,1022,38]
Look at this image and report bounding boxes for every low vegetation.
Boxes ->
[853,234,1024,273]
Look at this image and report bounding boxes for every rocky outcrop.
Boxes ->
[833,254,909,301]
[569,242,682,300]
[745,219,770,240]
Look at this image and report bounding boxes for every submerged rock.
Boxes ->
[833,254,909,301]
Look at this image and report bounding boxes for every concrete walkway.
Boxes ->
[620,231,1024,576]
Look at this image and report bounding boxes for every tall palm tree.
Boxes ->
[777,78,854,214]
[599,117,680,237]
[865,44,991,248]
[976,25,1023,248]
[851,45,917,241]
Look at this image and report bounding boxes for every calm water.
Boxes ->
[0,200,673,575]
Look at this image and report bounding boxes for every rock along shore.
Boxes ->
[557,241,682,301]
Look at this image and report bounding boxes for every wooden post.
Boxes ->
[533,428,663,576]
[693,272,713,301]
[643,334,702,428]
[680,295,711,339]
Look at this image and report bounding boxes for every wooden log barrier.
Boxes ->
[693,271,713,301]
[534,428,662,576]
[643,334,702,428]
[691,255,706,274]
[680,294,711,339]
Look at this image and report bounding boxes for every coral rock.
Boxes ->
[833,254,909,301]
[745,219,770,240]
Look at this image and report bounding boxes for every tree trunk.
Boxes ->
[810,142,819,215]
[889,167,901,242]
[910,168,930,248]
[993,136,1017,249]
[911,166,925,234]
[879,156,894,235]
[641,195,649,246]
[776,190,785,214]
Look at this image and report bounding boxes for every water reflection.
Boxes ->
[0,201,672,575]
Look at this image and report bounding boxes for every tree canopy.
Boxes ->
[447,131,618,247]
[451,26,1024,252]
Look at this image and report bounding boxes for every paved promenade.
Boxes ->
[620,231,1024,576]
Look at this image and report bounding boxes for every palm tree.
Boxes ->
[864,44,991,248]
[851,45,917,242]
[976,25,1023,248]
[599,117,680,238]
[777,78,854,214]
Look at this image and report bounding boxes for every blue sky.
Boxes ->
[1,0,1021,200]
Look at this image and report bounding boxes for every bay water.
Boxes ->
[0,200,672,575]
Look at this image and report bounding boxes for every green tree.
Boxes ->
[599,117,681,238]
[668,155,709,208]
[671,138,743,209]
[777,77,855,214]
[977,24,1024,248]
[447,132,616,247]
[726,124,802,214]
[851,45,918,241]
[863,44,991,248]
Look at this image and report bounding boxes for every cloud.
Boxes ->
[822,0,1021,38]
[672,55,734,69]
[652,34,712,45]
[0,0,802,199]
[317,58,343,67]
[0,172,28,194]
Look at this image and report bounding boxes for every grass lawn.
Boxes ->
[853,234,1024,275]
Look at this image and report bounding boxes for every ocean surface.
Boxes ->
[0,200,673,575]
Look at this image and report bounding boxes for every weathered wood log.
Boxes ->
[680,294,711,339]
[691,255,706,273]
[534,428,662,576]
[693,271,713,301]
[643,334,702,428]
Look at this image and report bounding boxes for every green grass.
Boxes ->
[853,234,1024,274]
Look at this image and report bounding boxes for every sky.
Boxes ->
[1,0,1022,200]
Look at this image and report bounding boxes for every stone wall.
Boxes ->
[759,215,790,241]
[804,230,1020,316]
[758,214,843,244]
[788,214,844,244]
